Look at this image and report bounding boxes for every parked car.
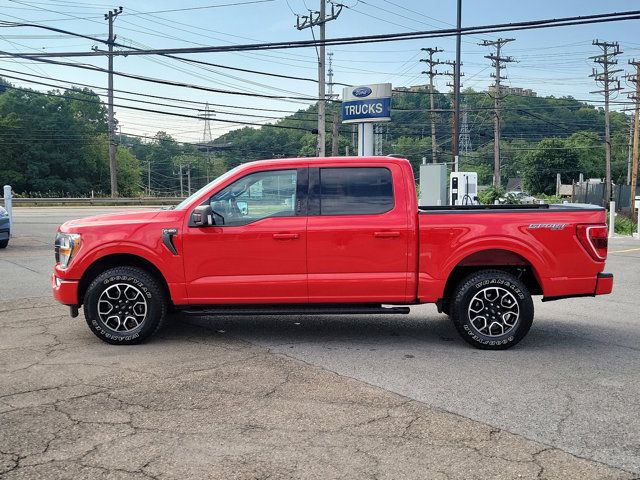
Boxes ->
[0,206,9,249]
[503,191,538,204]
[52,156,613,349]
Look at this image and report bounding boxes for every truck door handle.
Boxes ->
[273,233,299,240]
[374,231,400,238]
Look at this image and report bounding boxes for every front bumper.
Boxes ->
[0,227,9,241]
[51,274,79,306]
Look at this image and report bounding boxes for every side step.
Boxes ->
[180,303,411,316]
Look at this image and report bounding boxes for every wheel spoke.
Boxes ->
[468,286,520,338]
[97,283,148,334]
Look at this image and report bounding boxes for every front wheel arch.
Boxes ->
[78,253,171,307]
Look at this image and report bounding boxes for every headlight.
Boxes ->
[0,209,7,218]
[55,233,81,269]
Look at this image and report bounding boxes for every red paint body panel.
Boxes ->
[182,217,308,303]
[51,156,613,309]
[417,208,608,302]
[306,160,411,303]
[51,274,79,305]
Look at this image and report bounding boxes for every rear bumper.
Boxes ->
[51,274,79,306]
[542,272,613,302]
[594,272,613,295]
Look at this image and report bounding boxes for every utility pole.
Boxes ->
[460,109,472,155]
[590,40,622,205]
[420,47,444,163]
[331,111,339,156]
[296,1,342,157]
[627,59,640,218]
[480,38,515,187]
[327,51,336,98]
[147,161,151,196]
[104,6,123,198]
[453,0,462,172]
[179,164,184,197]
[374,125,383,155]
[627,117,633,185]
[201,102,214,182]
[443,61,461,170]
[187,164,191,196]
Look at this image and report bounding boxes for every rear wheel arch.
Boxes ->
[438,249,543,314]
[78,253,172,307]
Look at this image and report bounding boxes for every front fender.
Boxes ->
[58,240,183,284]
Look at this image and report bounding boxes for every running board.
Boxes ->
[179,304,411,316]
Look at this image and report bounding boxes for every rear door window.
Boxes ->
[319,167,394,215]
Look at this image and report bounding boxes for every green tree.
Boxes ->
[522,138,580,195]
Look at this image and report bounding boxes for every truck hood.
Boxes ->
[60,209,164,231]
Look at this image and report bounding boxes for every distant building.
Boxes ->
[488,86,537,97]
[394,84,429,93]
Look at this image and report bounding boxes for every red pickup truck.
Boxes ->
[52,156,613,349]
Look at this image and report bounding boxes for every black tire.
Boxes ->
[83,266,166,345]
[0,239,8,249]
[440,298,451,316]
[450,269,533,350]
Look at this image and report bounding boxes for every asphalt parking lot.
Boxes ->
[1,207,639,479]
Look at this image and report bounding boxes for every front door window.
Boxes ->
[209,169,297,226]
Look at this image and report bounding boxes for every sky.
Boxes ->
[1,0,639,143]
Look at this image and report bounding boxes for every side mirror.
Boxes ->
[236,200,248,216]
[190,205,213,227]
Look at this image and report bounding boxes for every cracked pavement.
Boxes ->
[0,298,635,479]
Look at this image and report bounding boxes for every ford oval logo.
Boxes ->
[352,86,372,98]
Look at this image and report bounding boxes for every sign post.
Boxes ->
[342,83,392,156]
[3,185,12,234]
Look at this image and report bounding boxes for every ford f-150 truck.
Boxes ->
[52,156,613,349]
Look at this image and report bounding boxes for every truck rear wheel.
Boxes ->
[83,266,166,345]
[450,269,533,350]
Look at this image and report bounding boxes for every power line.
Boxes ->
[122,0,276,16]
[0,66,321,115]
[0,83,317,132]
[0,50,331,102]
[5,10,640,56]
[295,0,343,156]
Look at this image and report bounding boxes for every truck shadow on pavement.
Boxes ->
[166,310,625,353]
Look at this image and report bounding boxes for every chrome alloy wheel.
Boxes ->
[97,283,148,333]
[467,286,520,337]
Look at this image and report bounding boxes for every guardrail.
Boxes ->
[3,197,185,207]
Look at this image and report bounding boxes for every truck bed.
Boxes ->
[418,203,601,213]
[415,203,607,303]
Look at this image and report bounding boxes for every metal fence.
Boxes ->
[1,197,185,207]
[572,182,633,211]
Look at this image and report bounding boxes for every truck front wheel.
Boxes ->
[450,270,533,350]
[83,266,167,345]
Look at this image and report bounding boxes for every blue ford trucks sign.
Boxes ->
[341,83,392,124]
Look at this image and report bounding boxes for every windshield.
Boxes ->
[173,165,242,211]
